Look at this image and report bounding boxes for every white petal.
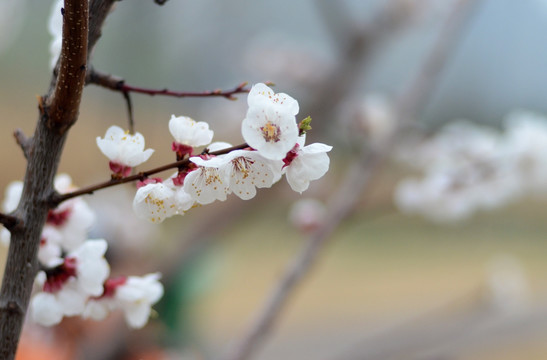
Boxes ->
[56,280,88,316]
[133,183,178,223]
[242,106,298,160]
[248,83,299,115]
[285,144,331,193]
[83,299,113,321]
[225,150,278,200]
[70,239,110,296]
[123,303,151,329]
[31,292,64,326]
[169,115,214,147]
[3,181,23,213]
[183,166,229,205]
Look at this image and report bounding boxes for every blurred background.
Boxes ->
[3,0,547,359]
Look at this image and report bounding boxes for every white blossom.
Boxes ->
[169,115,214,147]
[47,174,96,252]
[38,227,63,268]
[242,83,299,160]
[83,273,164,329]
[283,136,332,193]
[96,125,154,169]
[393,119,530,222]
[133,182,178,223]
[223,150,281,200]
[1,175,95,251]
[115,273,164,329]
[183,156,230,204]
[289,198,327,233]
[164,177,194,213]
[2,180,22,213]
[68,239,110,296]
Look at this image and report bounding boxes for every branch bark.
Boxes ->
[0,1,90,358]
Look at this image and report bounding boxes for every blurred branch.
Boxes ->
[219,1,479,360]
[333,296,547,360]
[13,129,32,160]
[154,0,169,4]
[49,143,249,206]
[306,0,417,136]
[87,69,258,100]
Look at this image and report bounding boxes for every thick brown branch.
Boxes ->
[50,143,250,206]
[45,0,89,134]
[87,68,258,100]
[0,1,90,359]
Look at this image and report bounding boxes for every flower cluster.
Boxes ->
[394,111,547,222]
[1,175,163,328]
[96,83,332,223]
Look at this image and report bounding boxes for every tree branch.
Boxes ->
[87,68,260,100]
[219,1,480,360]
[0,1,90,358]
[45,0,89,134]
[50,143,250,206]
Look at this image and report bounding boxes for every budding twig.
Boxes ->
[87,69,263,100]
[13,129,32,159]
[50,143,250,206]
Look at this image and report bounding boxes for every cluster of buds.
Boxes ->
[96,83,332,223]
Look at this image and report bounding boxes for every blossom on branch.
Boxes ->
[242,83,300,160]
[83,273,164,329]
[30,239,110,326]
[133,182,178,223]
[169,115,214,157]
[96,125,154,177]
[282,136,332,193]
[183,156,230,205]
[223,149,281,200]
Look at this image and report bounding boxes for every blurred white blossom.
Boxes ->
[289,198,327,233]
[394,113,547,222]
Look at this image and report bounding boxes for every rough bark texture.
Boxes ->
[0,1,90,358]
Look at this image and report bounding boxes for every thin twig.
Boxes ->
[50,143,250,206]
[122,91,135,134]
[13,129,32,159]
[87,68,261,100]
[219,1,479,360]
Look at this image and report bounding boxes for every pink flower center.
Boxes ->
[47,207,72,226]
[172,142,194,160]
[98,276,128,298]
[260,121,281,143]
[136,177,163,189]
[109,161,132,178]
[43,257,78,293]
[282,144,300,168]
